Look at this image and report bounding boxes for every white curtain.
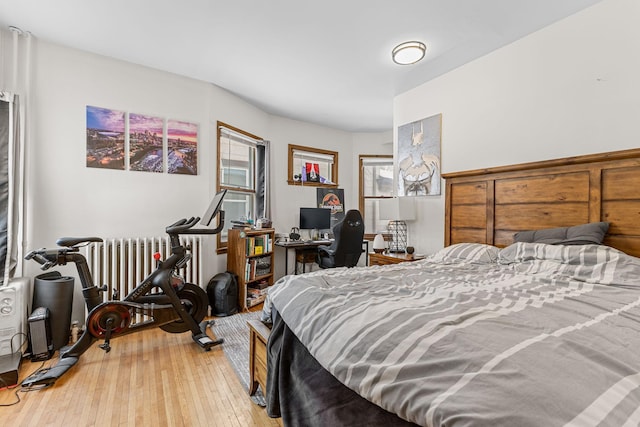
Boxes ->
[0,93,23,284]
[0,27,31,284]
[256,140,270,220]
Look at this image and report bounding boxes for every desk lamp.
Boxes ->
[379,197,415,252]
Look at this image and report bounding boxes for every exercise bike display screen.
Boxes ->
[201,189,227,226]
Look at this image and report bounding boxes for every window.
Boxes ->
[288,144,338,187]
[217,122,269,252]
[359,155,394,239]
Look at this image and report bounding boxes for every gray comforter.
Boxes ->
[266,242,640,426]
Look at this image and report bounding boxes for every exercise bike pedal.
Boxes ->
[99,341,111,352]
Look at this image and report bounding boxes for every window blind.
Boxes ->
[292,150,335,164]
[219,126,263,146]
[361,157,393,166]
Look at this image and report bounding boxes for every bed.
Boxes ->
[263,148,640,426]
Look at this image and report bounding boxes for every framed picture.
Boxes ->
[397,113,442,196]
[317,188,345,229]
[129,113,164,173]
[167,120,198,175]
[86,105,125,170]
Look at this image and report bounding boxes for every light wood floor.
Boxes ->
[0,322,282,427]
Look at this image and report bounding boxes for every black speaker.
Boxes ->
[206,272,238,317]
[28,307,53,361]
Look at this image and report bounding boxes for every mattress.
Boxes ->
[264,242,640,426]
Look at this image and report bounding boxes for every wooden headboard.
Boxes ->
[443,148,640,258]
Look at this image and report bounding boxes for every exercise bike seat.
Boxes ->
[21,356,79,387]
[56,237,104,248]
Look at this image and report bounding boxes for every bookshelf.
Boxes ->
[226,228,275,311]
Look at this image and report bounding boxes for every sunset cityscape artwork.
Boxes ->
[86,105,125,170]
[167,120,198,175]
[129,113,164,173]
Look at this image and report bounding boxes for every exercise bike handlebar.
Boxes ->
[165,216,200,234]
[165,211,225,236]
[25,249,57,270]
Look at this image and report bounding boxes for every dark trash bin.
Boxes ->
[33,271,75,351]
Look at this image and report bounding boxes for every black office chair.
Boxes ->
[317,209,364,269]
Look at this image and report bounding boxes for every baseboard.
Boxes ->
[0,352,22,388]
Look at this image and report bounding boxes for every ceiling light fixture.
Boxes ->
[392,41,426,65]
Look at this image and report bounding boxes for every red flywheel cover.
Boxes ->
[87,304,131,337]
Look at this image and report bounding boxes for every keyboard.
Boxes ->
[277,240,332,246]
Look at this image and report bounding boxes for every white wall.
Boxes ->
[394,0,640,255]
[25,41,265,285]
[19,36,391,302]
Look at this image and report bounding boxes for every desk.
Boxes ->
[275,240,369,275]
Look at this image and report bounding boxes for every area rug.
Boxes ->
[211,310,266,406]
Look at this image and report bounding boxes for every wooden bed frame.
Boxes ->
[443,148,640,257]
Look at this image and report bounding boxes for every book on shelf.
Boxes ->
[247,287,268,297]
[244,259,255,281]
[244,255,272,281]
[246,237,254,256]
[249,280,269,290]
[232,220,252,229]
[245,234,272,256]
[246,294,266,307]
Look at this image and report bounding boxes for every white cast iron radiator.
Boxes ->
[83,236,203,303]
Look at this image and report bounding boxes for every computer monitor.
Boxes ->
[200,189,227,226]
[299,207,331,230]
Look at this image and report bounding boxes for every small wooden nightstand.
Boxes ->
[248,319,271,397]
[369,252,425,266]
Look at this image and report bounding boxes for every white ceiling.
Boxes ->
[0,0,601,132]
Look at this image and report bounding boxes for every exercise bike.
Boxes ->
[21,190,228,387]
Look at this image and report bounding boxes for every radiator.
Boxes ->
[84,236,202,303]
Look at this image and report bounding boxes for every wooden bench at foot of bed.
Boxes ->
[248,319,271,398]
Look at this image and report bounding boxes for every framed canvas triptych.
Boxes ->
[86,105,198,175]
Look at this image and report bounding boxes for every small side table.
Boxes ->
[369,251,425,266]
[248,319,271,397]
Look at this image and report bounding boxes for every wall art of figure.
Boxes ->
[397,114,441,196]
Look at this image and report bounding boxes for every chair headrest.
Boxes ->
[344,210,363,227]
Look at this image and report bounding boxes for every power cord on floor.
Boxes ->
[0,383,21,406]
[0,332,29,406]
[0,360,49,407]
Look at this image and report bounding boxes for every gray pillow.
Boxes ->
[513,222,609,246]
